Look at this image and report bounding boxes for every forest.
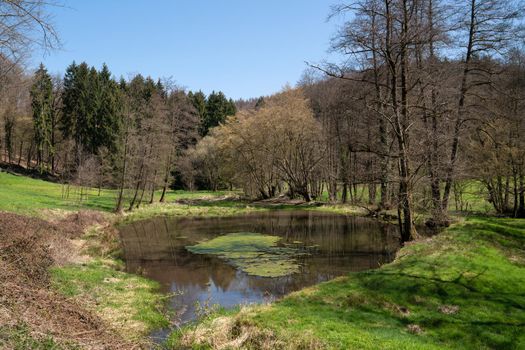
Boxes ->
[0,0,524,349]
[2,0,524,241]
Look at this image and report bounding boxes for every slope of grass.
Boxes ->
[0,171,235,215]
[175,217,525,349]
[0,171,115,214]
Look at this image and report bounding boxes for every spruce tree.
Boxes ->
[98,64,121,153]
[30,63,53,173]
[188,90,207,136]
[61,62,122,164]
[202,91,236,136]
[61,61,92,163]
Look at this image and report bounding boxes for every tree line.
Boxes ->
[0,59,237,212]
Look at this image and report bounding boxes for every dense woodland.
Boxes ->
[1,0,524,242]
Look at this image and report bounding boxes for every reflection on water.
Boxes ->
[119,211,400,333]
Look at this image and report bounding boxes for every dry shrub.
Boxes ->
[0,211,136,349]
[55,210,108,239]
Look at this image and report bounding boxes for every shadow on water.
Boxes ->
[118,211,401,340]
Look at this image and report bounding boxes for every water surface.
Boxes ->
[119,210,400,335]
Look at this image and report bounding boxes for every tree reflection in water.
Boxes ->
[119,211,400,330]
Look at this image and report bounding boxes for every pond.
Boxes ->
[118,210,401,340]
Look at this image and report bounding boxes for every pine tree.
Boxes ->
[86,66,101,154]
[30,63,53,173]
[254,96,265,110]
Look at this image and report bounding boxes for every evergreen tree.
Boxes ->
[94,64,121,153]
[201,91,236,136]
[86,66,101,154]
[188,90,207,136]
[61,61,91,163]
[254,96,265,110]
[61,62,122,164]
[30,63,53,172]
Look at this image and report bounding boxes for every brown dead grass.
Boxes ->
[179,306,326,350]
[0,211,140,349]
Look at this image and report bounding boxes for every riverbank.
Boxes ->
[171,217,525,349]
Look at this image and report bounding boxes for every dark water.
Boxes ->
[118,211,401,339]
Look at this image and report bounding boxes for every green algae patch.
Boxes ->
[186,232,306,277]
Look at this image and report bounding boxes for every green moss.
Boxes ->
[187,232,307,277]
[177,218,525,349]
[50,260,168,339]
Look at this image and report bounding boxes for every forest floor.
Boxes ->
[172,217,525,350]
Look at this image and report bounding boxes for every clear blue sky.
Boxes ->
[34,0,342,100]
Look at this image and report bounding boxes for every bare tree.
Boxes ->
[0,0,60,78]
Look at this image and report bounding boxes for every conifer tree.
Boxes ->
[94,64,121,153]
[201,91,236,136]
[61,62,122,165]
[30,63,53,173]
[61,61,92,164]
[188,90,207,136]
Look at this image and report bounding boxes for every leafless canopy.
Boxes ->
[0,0,60,72]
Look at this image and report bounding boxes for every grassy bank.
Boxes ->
[174,217,525,349]
[51,260,168,340]
[45,218,172,344]
[0,169,177,347]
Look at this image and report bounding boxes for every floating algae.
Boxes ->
[186,232,308,277]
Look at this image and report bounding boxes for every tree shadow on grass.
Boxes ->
[338,258,525,348]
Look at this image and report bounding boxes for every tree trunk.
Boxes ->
[368,183,376,205]
[115,127,130,213]
[159,155,171,203]
[518,174,524,218]
[442,0,476,211]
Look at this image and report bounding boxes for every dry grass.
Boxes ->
[177,306,326,350]
[0,211,136,349]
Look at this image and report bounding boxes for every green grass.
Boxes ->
[0,171,236,215]
[119,201,266,225]
[50,260,169,340]
[0,171,116,214]
[176,217,525,349]
[187,232,308,277]
[450,180,492,213]
[309,204,368,216]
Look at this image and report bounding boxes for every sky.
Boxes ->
[33,0,343,100]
